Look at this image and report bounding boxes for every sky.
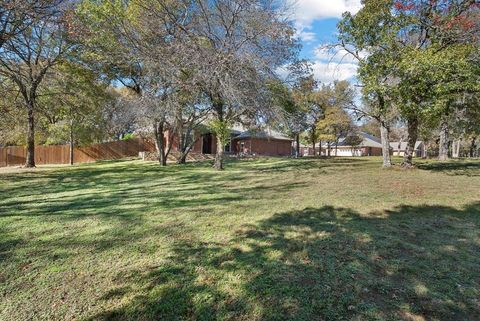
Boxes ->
[292,0,362,84]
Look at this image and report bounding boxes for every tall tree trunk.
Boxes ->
[25,101,35,168]
[295,133,300,158]
[176,114,187,164]
[470,136,477,158]
[402,116,419,168]
[327,142,331,157]
[153,121,167,166]
[380,121,392,168]
[69,119,74,165]
[452,139,461,158]
[438,118,449,161]
[312,136,316,156]
[213,100,225,171]
[335,140,338,156]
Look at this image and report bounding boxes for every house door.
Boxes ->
[202,134,212,154]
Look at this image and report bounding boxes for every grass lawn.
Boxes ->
[1,157,479,321]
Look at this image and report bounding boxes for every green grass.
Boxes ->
[1,157,479,321]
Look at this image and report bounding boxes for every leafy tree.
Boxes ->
[0,79,26,145]
[76,0,177,166]
[359,119,381,138]
[269,61,314,158]
[0,0,75,167]
[313,81,356,156]
[317,105,354,156]
[336,0,403,167]
[291,75,323,156]
[36,61,112,164]
[344,132,364,156]
[395,44,479,163]
[337,0,480,167]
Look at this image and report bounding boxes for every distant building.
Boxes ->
[390,141,425,157]
[296,132,385,157]
[322,132,384,157]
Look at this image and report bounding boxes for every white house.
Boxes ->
[322,132,384,157]
[390,141,425,157]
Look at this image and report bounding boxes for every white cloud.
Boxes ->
[276,59,358,84]
[308,47,367,83]
[314,47,368,64]
[311,60,358,84]
[296,30,317,43]
[292,0,362,29]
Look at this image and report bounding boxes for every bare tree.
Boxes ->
[0,0,63,49]
[151,0,299,170]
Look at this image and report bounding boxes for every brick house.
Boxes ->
[230,130,293,156]
[164,128,293,157]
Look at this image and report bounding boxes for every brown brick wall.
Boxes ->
[233,138,292,156]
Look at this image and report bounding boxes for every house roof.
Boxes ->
[232,129,293,141]
[390,141,424,151]
[322,132,383,149]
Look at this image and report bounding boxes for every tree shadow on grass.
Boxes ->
[0,160,308,221]
[86,202,480,321]
[417,160,480,177]
[237,157,373,174]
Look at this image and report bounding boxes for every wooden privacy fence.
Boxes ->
[0,138,156,167]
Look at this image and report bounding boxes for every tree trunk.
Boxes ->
[335,140,338,156]
[213,100,225,171]
[177,138,195,165]
[327,142,331,157]
[402,116,419,168]
[309,127,316,156]
[380,121,392,168]
[25,101,35,168]
[295,133,300,158]
[69,119,74,165]
[177,154,187,164]
[470,136,477,158]
[176,114,187,164]
[452,139,461,158]
[438,118,449,161]
[153,121,167,166]
[214,134,224,170]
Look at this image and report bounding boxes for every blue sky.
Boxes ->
[291,0,362,84]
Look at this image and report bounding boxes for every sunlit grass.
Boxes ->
[1,157,479,320]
